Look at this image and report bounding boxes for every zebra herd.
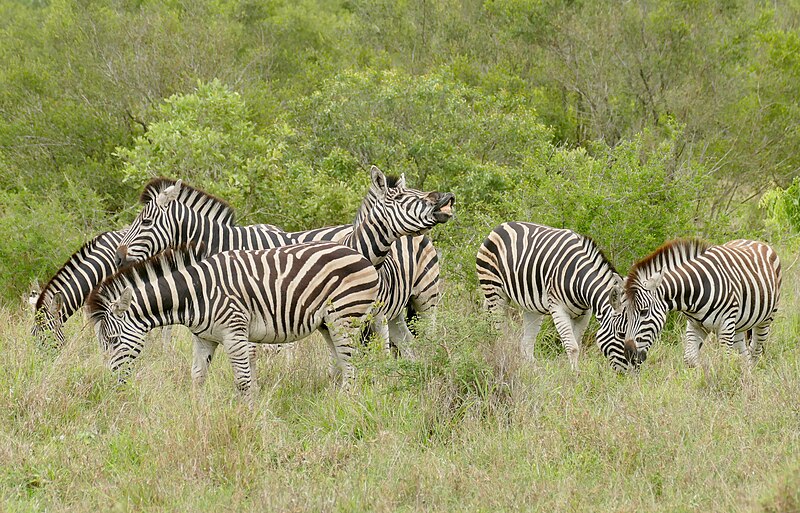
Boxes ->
[30,167,782,400]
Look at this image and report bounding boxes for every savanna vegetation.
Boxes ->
[2,0,800,511]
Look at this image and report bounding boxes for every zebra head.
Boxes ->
[595,277,638,372]
[623,270,667,365]
[357,165,455,237]
[116,180,183,267]
[31,291,66,350]
[89,286,145,376]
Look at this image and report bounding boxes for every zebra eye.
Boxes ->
[141,217,154,227]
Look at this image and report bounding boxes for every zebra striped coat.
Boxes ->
[87,242,380,398]
[32,229,127,349]
[118,174,443,355]
[476,222,628,371]
[623,238,782,367]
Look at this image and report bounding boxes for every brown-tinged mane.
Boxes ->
[86,243,206,321]
[35,229,127,312]
[581,234,618,276]
[139,177,236,225]
[625,238,710,299]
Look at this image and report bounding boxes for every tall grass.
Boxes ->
[1,272,799,512]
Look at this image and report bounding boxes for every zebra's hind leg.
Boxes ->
[520,310,544,362]
[388,314,416,360]
[319,323,357,390]
[192,336,218,388]
[551,306,580,371]
[748,322,772,365]
[481,284,508,332]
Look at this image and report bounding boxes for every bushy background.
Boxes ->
[2,1,800,510]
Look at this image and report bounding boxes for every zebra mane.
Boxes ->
[354,173,403,225]
[86,243,206,321]
[626,238,711,296]
[140,177,236,225]
[35,229,127,312]
[580,234,618,276]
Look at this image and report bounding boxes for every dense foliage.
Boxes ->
[1,0,796,298]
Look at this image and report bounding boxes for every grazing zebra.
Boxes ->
[476,222,629,371]
[117,171,444,355]
[31,229,127,349]
[93,168,455,393]
[623,238,782,367]
[87,242,380,399]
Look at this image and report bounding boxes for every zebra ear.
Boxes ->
[48,291,64,316]
[643,270,664,291]
[608,282,623,313]
[156,179,182,208]
[397,173,407,189]
[370,165,388,198]
[112,287,133,317]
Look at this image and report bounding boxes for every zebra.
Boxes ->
[623,238,782,367]
[116,171,444,355]
[87,242,380,400]
[91,168,455,393]
[31,229,127,349]
[476,222,629,371]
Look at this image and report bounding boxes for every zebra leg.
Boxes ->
[482,285,507,331]
[683,320,706,368]
[572,312,592,351]
[373,313,391,353]
[191,336,218,388]
[320,323,356,390]
[749,321,772,364]
[160,326,173,347]
[224,335,258,404]
[388,314,416,360]
[520,310,544,362]
[551,306,580,371]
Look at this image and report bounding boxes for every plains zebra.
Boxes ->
[476,222,629,371]
[117,171,444,355]
[31,229,127,349]
[91,168,455,393]
[623,238,782,367]
[88,242,380,399]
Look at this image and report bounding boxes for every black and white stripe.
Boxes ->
[623,238,782,367]
[87,242,380,398]
[31,229,127,349]
[476,222,627,371]
[117,170,449,356]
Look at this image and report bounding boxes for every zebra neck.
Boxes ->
[343,222,394,267]
[585,270,622,317]
[134,275,201,331]
[659,275,695,313]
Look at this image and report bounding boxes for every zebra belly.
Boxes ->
[245,308,325,344]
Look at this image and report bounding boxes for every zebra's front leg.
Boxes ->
[388,314,416,360]
[520,310,544,362]
[191,336,218,388]
[551,306,580,371]
[683,320,706,368]
[223,334,258,405]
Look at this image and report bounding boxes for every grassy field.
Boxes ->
[1,269,799,512]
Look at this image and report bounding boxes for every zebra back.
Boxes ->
[32,229,127,348]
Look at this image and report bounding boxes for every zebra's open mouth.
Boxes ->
[433,193,455,222]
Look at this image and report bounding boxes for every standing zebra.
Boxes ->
[31,229,127,349]
[91,168,455,394]
[88,242,380,399]
[623,238,782,367]
[117,171,444,355]
[476,222,629,371]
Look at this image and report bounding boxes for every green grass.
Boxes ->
[1,276,799,512]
